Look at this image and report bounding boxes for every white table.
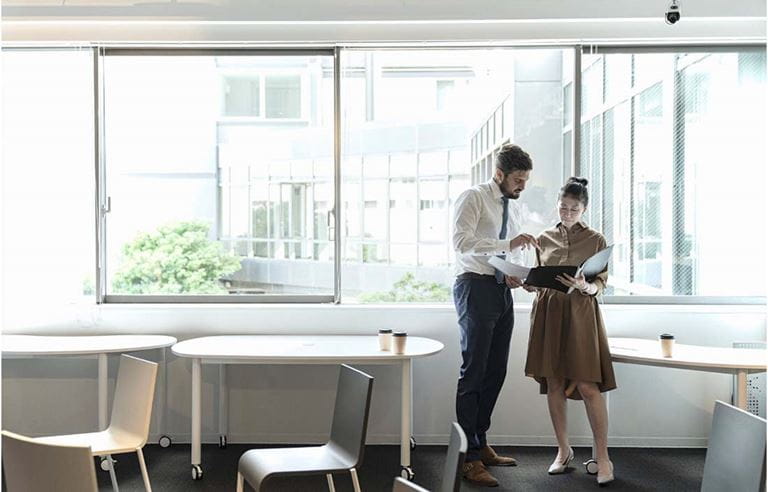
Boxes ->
[1,335,178,456]
[171,335,444,481]
[577,337,768,475]
[608,337,766,409]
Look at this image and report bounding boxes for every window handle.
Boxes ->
[102,196,111,215]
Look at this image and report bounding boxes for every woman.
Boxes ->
[524,177,616,486]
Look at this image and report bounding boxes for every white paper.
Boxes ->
[488,256,531,279]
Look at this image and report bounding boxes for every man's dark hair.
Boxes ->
[495,143,533,175]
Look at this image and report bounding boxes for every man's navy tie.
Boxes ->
[494,197,509,284]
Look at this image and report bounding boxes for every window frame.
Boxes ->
[6,44,761,305]
[575,44,766,304]
[97,47,338,304]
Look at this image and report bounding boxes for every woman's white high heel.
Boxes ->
[547,447,574,474]
[597,460,614,486]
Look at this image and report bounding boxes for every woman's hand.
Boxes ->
[521,284,539,293]
[555,272,594,294]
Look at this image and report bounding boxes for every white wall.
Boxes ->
[2,304,765,447]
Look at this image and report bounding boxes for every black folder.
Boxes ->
[525,245,613,293]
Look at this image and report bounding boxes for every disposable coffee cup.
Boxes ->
[393,332,408,354]
[660,334,675,358]
[378,329,393,351]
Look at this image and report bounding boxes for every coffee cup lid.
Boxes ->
[659,334,675,339]
[393,332,407,337]
[379,329,392,334]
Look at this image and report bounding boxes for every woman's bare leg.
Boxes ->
[546,377,570,460]
[577,381,611,474]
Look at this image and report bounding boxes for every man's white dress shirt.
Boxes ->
[453,178,524,276]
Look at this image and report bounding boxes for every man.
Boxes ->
[452,143,539,487]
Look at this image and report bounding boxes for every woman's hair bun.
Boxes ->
[567,177,588,186]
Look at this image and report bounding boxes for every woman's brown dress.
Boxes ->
[524,221,617,400]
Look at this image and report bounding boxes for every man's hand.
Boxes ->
[509,233,541,251]
[521,284,539,293]
[505,275,524,289]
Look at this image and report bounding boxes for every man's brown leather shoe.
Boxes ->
[481,445,517,466]
[462,460,499,487]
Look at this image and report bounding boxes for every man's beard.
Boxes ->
[502,186,521,200]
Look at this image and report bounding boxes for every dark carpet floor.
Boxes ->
[96,444,705,491]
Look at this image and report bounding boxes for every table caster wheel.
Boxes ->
[584,458,598,475]
[219,435,227,448]
[400,466,415,480]
[192,464,203,480]
[100,457,116,472]
[159,435,172,448]
[410,436,416,451]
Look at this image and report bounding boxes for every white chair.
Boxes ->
[701,400,766,492]
[2,430,98,492]
[34,354,158,492]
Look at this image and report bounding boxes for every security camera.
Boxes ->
[665,0,681,25]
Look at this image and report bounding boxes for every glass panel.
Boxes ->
[104,54,334,297]
[583,50,766,297]
[342,48,566,303]
[2,49,96,317]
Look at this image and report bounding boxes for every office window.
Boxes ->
[342,49,568,303]
[1,49,96,317]
[578,50,766,297]
[103,53,333,299]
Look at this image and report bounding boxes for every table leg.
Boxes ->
[736,370,748,410]
[400,359,414,480]
[98,353,108,430]
[191,358,202,479]
[218,364,228,448]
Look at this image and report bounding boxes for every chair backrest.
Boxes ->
[2,430,98,492]
[702,400,766,492]
[109,354,158,443]
[392,477,430,492]
[440,422,468,492]
[327,364,374,468]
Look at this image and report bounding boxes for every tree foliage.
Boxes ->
[359,272,451,303]
[112,221,242,294]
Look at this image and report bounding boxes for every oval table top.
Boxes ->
[2,334,178,356]
[172,335,444,363]
[608,337,766,372]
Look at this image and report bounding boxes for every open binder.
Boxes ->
[489,245,613,294]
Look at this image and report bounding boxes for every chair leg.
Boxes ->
[136,448,152,492]
[326,473,336,492]
[236,472,244,492]
[107,454,120,492]
[350,468,362,492]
